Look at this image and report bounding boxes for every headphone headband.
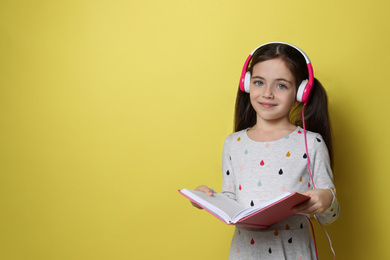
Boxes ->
[239,42,314,104]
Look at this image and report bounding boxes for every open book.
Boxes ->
[179,189,309,228]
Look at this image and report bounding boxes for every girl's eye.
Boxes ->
[254,81,263,86]
[277,84,287,89]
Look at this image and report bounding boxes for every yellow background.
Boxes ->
[1,0,389,259]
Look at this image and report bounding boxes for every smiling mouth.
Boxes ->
[260,102,276,108]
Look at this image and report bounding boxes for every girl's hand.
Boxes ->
[191,185,214,209]
[293,189,333,215]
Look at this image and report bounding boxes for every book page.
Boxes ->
[180,189,246,222]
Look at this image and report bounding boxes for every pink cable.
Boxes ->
[301,214,319,260]
[315,215,336,259]
[302,103,335,260]
[302,103,315,189]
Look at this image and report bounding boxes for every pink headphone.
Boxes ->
[239,42,314,104]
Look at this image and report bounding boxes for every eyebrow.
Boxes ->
[252,76,293,84]
[276,78,293,84]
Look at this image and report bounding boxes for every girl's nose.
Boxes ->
[262,86,274,99]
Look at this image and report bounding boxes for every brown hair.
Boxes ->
[234,43,333,167]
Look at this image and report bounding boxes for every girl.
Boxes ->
[194,42,340,259]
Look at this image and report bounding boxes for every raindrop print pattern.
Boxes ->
[221,128,339,259]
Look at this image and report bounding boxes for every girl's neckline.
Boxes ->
[244,126,301,144]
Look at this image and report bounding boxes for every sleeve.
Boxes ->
[220,136,237,201]
[310,134,340,225]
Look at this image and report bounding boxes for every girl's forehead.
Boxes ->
[252,58,294,77]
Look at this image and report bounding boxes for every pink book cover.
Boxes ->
[179,189,309,228]
[234,192,309,228]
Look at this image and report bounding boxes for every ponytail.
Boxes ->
[290,78,334,168]
[234,86,256,132]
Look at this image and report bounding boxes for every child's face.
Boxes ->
[250,58,298,125]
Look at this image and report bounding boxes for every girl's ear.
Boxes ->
[295,100,300,106]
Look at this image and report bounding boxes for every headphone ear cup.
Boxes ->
[244,71,251,93]
[296,80,307,102]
